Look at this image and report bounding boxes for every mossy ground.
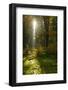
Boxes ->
[23,49,57,75]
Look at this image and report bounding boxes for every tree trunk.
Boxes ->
[43,16,49,48]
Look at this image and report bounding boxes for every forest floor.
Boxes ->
[23,49,57,75]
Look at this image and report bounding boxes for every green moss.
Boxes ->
[23,49,57,75]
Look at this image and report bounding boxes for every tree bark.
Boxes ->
[43,16,49,48]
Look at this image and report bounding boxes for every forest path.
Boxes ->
[23,49,45,75]
[23,58,42,74]
[23,49,57,75]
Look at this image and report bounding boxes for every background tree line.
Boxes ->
[23,15,57,57]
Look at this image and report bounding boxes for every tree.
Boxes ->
[43,16,50,48]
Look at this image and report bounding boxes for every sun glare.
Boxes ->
[33,19,36,39]
[32,19,37,47]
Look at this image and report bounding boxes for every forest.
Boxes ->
[23,15,57,75]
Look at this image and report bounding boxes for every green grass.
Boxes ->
[23,50,57,75]
[37,56,57,74]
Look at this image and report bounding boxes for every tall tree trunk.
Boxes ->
[43,16,49,48]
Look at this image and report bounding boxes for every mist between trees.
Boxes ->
[23,15,57,75]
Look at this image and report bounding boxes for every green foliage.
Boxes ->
[23,48,57,75]
[23,15,57,75]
